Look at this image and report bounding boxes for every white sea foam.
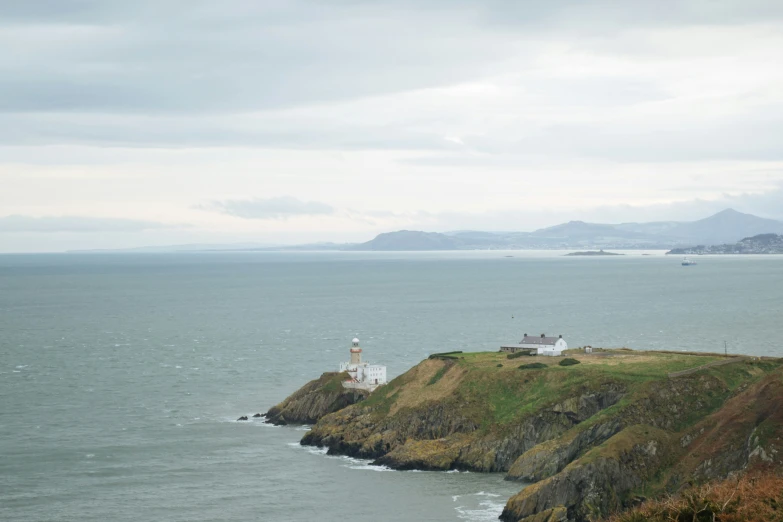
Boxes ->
[454,498,507,522]
[287,443,329,456]
[346,464,392,472]
[253,420,280,428]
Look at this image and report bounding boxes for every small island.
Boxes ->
[565,249,624,256]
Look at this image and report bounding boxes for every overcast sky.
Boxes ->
[2,0,783,251]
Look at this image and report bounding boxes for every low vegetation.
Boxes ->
[605,469,783,522]
[518,362,548,370]
[507,351,532,359]
[559,357,581,366]
[428,351,463,360]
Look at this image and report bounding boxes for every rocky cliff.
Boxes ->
[275,351,783,521]
[264,372,368,425]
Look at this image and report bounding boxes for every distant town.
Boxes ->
[667,233,783,255]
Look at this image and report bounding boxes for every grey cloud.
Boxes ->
[6,0,780,116]
[400,104,783,164]
[0,112,454,150]
[0,215,176,233]
[200,197,335,220]
[1,0,782,161]
[0,1,507,114]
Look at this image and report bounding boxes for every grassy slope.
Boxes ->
[366,350,730,428]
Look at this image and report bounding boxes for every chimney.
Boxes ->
[524,333,528,337]
[541,333,545,338]
[559,334,562,338]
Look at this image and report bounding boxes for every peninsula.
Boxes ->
[264,349,783,522]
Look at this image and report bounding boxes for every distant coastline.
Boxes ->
[667,233,783,255]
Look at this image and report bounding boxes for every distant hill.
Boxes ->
[350,230,461,251]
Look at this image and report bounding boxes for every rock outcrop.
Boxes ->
[264,372,368,425]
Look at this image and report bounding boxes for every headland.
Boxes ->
[265,348,783,522]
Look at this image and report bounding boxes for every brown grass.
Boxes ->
[605,469,783,522]
[388,359,467,415]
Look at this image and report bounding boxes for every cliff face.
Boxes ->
[264,372,368,425]
[277,351,783,522]
[501,364,783,522]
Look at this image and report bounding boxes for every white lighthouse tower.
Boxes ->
[350,338,362,365]
[339,337,387,391]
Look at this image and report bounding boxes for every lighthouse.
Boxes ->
[350,337,362,365]
[339,337,387,391]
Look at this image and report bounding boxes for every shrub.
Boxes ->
[429,351,463,360]
[519,362,548,370]
[507,351,531,359]
[496,363,503,367]
[604,470,783,522]
[559,358,581,367]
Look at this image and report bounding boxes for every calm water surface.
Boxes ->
[1,252,782,521]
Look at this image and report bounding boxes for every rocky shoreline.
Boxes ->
[264,350,783,522]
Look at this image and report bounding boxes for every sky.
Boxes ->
[2,0,783,252]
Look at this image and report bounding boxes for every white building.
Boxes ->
[501,333,568,356]
[339,338,387,391]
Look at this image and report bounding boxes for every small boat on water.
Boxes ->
[682,257,697,266]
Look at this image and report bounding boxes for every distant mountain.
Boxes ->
[667,233,783,255]
[530,221,658,241]
[351,230,460,251]
[665,209,783,244]
[346,209,783,251]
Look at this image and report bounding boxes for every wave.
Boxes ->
[287,442,329,456]
[346,463,392,472]
[454,499,507,522]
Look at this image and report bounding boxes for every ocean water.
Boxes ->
[2,251,782,522]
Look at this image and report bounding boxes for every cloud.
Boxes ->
[0,0,781,165]
[0,215,177,233]
[199,196,335,220]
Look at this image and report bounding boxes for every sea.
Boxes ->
[2,251,782,522]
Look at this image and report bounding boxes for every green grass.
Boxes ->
[359,351,782,433]
[321,372,350,393]
[428,364,451,385]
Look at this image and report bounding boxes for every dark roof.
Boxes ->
[521,335,560,346]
